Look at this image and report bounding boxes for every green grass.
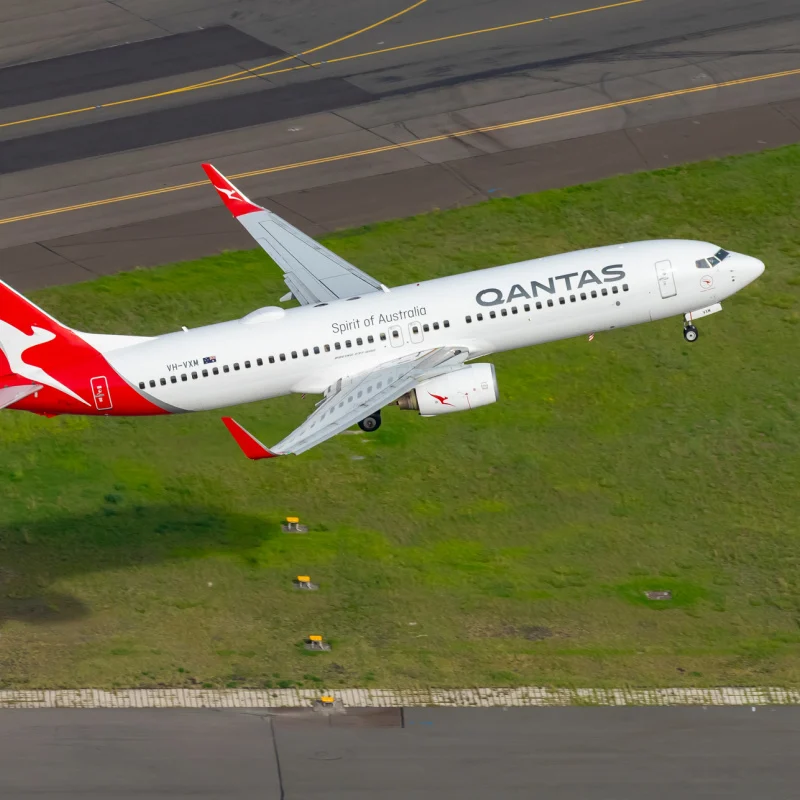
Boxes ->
[1,145,799,690]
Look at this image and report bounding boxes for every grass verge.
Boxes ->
[1,145,799,689]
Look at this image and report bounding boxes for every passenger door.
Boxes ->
[408,321,424,344]
[655,260,677,298]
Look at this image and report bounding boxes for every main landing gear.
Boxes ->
[358,410,382,432]
[683,323,699,343]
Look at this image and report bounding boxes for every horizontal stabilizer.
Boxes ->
[221,417,280,460]
[0,383,42,410]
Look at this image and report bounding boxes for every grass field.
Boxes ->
[1,145,799,690]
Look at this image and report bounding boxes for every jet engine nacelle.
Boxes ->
[396,363,498,416]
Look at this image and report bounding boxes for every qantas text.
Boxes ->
[476,265,626,306]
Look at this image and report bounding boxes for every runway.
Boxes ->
[1,0,799,289]
[2,707,800,799]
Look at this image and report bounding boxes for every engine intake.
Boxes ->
[396,363,498,415]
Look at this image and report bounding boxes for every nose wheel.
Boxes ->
[683,324,699,343]
[358,411,382,432]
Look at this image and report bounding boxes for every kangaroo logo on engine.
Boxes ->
[475,264,626,306]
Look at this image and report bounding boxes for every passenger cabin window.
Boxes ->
[149,380,156,388]
[139,382,145,389]
[170,376,177,384]
[423,324,430,332]
[303,349,309,356]
[181,374,187,382]
[202,369,208,377]
[511,307,518,314]
[443,320,450,328]
[612,286,619,294]
[622,284,629,292]
[313,346,320,354]
[213,367,219,375]
[535,302,541,310]
[269,356,275,363]
[433,322,439,330]
[355,339,362,346]
[601,288,608,296]
[335,342,341,350]
[489,311,496,319]
[380,333,387,341]
[191,372,198,380]
[256,358,263,366]
[466,315,472,323]
[547,299,554,307]
[324,345,331,352]
[367,335,374,344]
[345,341,352,348]
[476,313,483,321]
[559,297,565,305]
[160,378,166,385]
[280,354,286,361]
[392,331,399,339]
[244,361,251,369]
[501,309,507,317]
[233,363,240,370]
[291,351,298,359]
[223,365,230,373]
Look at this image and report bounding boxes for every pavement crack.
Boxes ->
[269,716,286,800]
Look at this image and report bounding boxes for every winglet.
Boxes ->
[221,417,280,460]
[202,163,263,218]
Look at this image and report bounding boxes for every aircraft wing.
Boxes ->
[202,163,386,306]
[0,383,41,410]
[222,347,469,458]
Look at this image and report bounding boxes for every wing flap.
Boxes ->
[273,348,468,456]
[221,348,469,459]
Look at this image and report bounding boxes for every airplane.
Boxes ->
[0,163,764,459]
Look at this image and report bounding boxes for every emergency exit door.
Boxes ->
[655,260,677,298]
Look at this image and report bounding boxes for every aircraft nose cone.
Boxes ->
[734,254,765,285]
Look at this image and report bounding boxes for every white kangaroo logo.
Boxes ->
[0,320,89,406]
[218,187,243,201]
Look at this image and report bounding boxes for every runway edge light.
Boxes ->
[282,516,309,534]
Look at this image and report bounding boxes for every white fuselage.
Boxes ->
[103,239,763,413]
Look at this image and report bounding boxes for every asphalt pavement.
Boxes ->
[2,706,799,799]
[1,0,799,288]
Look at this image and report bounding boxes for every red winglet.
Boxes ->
[202,163,263,218]
[221,417,280,460]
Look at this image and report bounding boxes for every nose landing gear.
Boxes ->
[358,410,382,432]
[683,323,699,343]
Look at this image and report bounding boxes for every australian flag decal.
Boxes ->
[203,356,217,364]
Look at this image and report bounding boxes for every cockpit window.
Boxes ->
[696,249,729,269]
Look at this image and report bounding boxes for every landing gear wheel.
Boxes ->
[358,411,382,432]
[683,324,699,343]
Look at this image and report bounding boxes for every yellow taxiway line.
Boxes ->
[2,64,798,228]
[0,0,642,131]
